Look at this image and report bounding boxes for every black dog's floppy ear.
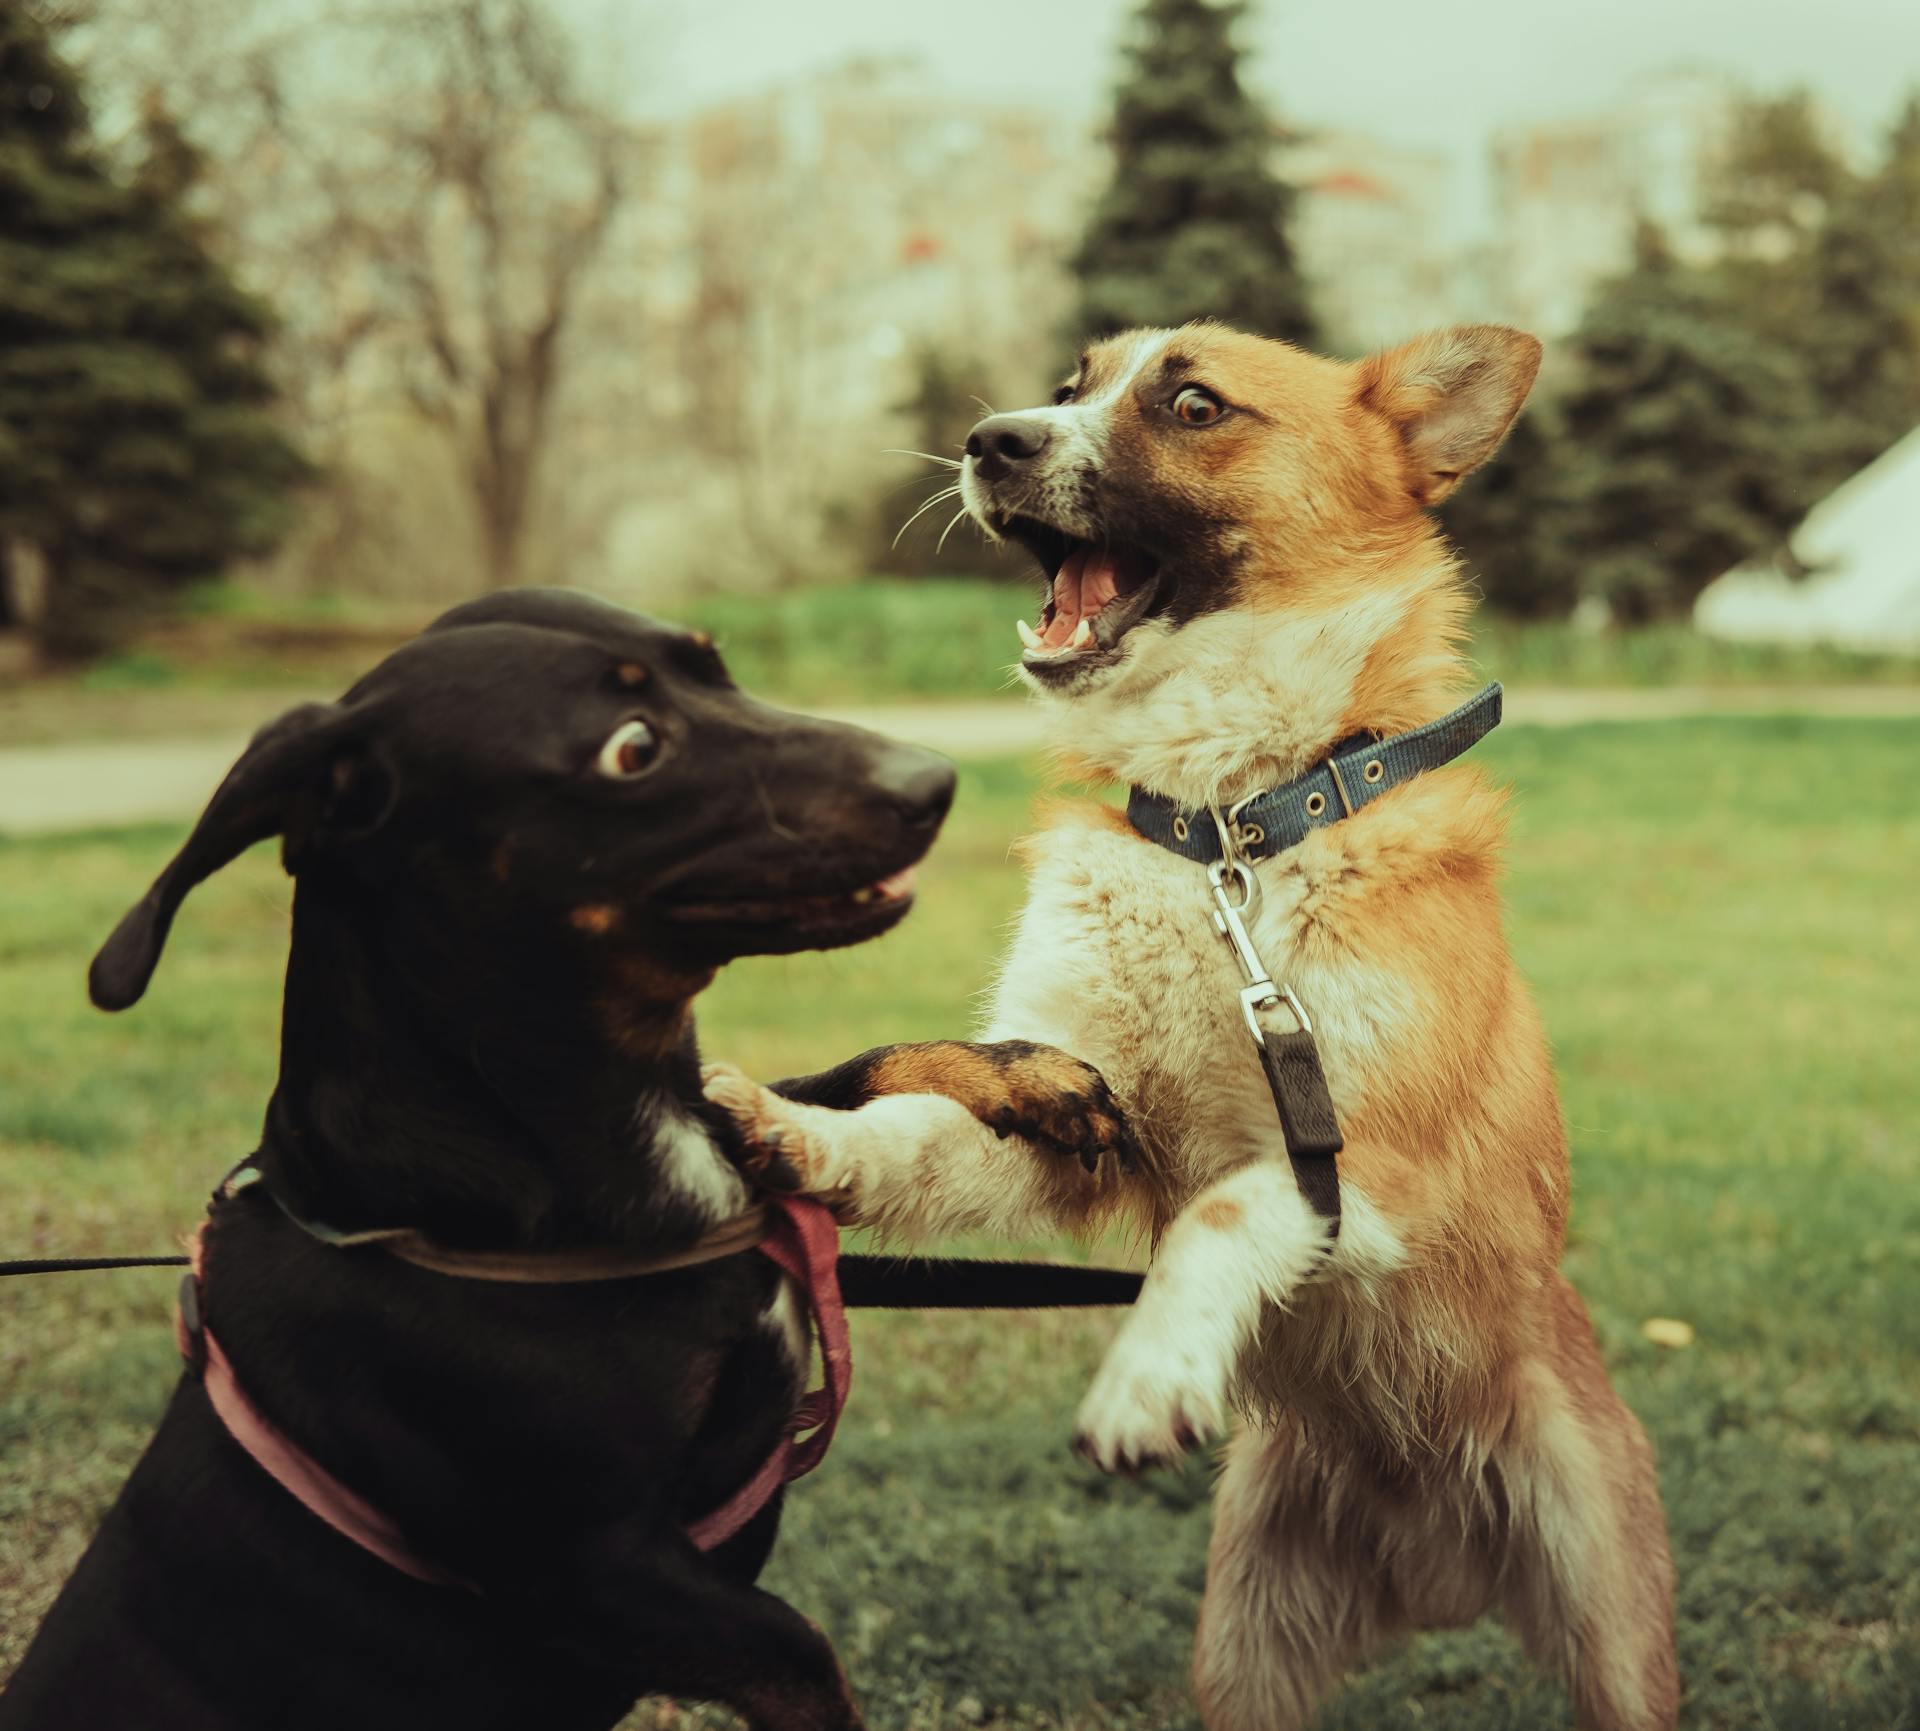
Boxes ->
[89,702,372,1011]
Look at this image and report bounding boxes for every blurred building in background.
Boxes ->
[1486,70,1739,334]
[563,56,1104,589]
[1278,130,1470,349]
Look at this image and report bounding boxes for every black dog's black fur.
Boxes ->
[0,590,955,1731]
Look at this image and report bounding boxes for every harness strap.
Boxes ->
[174,1191,849,1582]
[682,1197,849,1550]
[176,1224,477,1591]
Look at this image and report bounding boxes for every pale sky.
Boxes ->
[616,0,1916,160]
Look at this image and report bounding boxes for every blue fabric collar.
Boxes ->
[1126,684,1503,865]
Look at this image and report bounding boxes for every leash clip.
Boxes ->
[1204,807,1344,1234]
[1207,858,1310,1049]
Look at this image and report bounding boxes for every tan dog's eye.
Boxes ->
[1172,386,1225,425]
[1052,382,1077,405]
[596,719,660,778]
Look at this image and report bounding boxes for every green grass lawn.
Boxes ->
[3,720,1917,1728]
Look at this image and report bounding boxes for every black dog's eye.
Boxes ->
[596,719,660,778]
[1051,382,1077,405]
[1171,386,1225,426]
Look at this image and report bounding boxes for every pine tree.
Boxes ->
[1708,90,1920,485]
[1549,226,1827,623]
[1440,412,1576,619]
[1452,95,1920,625]
[1701,90,1849,241]
[0,10,307,655]
[1069,0,1316,346]
[1807,92,1920,465]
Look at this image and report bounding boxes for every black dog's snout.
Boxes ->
[965,413,1052,482]
[874,747,956,831]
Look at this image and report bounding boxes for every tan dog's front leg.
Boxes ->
[702,1056,1129,1242]
[774,1040,1137,1173]
[1072,1159,1333,1474]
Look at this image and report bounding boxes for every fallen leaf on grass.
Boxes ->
[1641,1317,1696,1348]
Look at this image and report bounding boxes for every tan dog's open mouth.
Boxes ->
[1002,517,1164,681]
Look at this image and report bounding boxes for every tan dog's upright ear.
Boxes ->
[1357,325,1543,506]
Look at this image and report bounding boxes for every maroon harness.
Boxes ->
[175,1191,851,1588]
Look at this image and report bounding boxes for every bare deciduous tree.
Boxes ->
[354,0,634,588]
[62,0,639,592]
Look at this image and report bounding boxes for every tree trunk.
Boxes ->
[480,494,522,589]
[473,404,528,591]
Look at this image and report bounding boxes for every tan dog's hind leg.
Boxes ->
[1497,1278,1679,1731]
[1195,1422,1502,1731]
[1195,1426,1389,1731]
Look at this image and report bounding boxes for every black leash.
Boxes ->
[0,1249,1141,1306]
[839,1254,1141,1308]
[0,1254,190,1276]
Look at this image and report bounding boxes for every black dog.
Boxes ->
[0,590,959,1731]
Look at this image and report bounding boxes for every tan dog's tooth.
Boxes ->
[1016,619,1043,650]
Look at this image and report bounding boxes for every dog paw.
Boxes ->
[701,1064,852,1198]
[1070,1334,1230,1475]
[978,1043,1142,1176]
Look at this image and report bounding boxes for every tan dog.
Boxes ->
[706,323,1679,1731]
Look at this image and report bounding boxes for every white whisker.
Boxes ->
[934,506,973,556]
[892,485,964,549]
[884,470,961,502]
[882,448,964,470]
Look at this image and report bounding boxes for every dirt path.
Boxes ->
[3,687,1917,838]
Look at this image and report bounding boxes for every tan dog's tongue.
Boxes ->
[1042,550,1121,648]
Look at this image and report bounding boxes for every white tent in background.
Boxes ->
[1694,425,1920,655]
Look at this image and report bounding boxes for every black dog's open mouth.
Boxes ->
[999,517,1165,683]
[668,861,921,948]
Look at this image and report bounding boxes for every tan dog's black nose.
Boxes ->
[965,413,1052,483]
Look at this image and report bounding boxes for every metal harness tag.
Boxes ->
[1205,809,1344,1229]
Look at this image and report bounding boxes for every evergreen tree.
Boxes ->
[1452,93,1920,625]
[1806,93,1920,465]
[1549,226,1826,623]
[1070,0,1316,346]
[0,10,306,655]
[1709,91,1920,485]
[1702,90,1849,241]
[1440,411,1576,619]
[1790,178,1920,477]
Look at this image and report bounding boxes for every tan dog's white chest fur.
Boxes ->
[988,818,1407,1244]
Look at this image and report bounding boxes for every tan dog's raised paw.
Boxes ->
[1071,1321,1231,1476]
[985,1042,1142,1175]
[861,1040,1140,1175]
